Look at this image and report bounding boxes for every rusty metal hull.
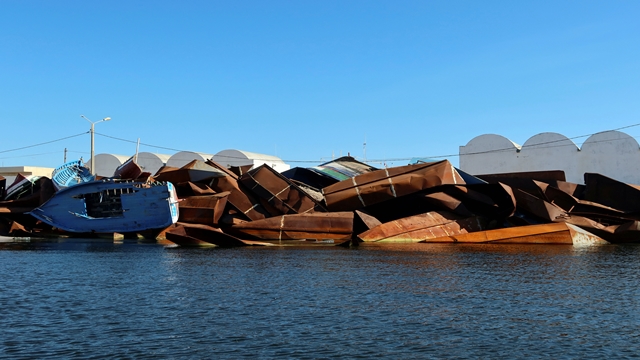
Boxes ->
[178,192,229,226]
[229,212,354,242]
[165,223,270,247]
[322,160,465,212]
[583,173,640,213]
[113,157,145,180]
[421,222,608,245]
[154,160,228,185]
[239,165,325,215]
[358,211,486,243]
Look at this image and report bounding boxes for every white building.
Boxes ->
[136,152,171,176]
[90,154,130,177]
[459,131,640,185]
[212,149,290,173]
[166,151,214,169]
[0,166,55,185]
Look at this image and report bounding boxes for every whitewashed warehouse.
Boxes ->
[459,130,640,184]
[212,149,290,173]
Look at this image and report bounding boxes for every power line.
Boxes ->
[2,123,640,165]
[0,132,87,154]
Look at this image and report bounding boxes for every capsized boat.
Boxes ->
[51,160,95,191]
[28,179,179,233]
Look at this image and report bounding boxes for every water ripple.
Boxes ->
[1,241,639,358]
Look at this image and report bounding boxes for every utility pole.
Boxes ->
[80,115,111,175]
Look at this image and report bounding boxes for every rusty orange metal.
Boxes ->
[421,222,607,245]
[358,211,486,243]
[178,192,229,226]
[229,211,354,244]
[322,160,466,212]
[239,164,326,215]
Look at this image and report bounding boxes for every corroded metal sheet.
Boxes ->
[583,173,640,213]
[322,160,466,212]
[154,160,228,184]
[229,211,354,241]
[113,157,145,180]
[165,223,269,247]
[239,164,326,215]
[358,211,486,243]
[423,222,607,245]
[178,192,229,226]
[513,189,567,223]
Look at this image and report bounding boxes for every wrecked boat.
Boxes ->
[51,160,95,191]
[228,211,354,245]
[4,174,43,201]
[419,222,608,245]
[165,223,272,247]
[28,179,179,233]
[357,211,486,243]
[322,160,466,211]
[112,156,146,180]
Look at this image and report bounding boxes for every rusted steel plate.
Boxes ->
[165,223,270,247]
[198,168,269,222]
[113,157,145,180]
[423,222,607,245]
[513,189,567,223]
[534,179,636,223]
[205,160,240,180]
[154,160,228,184]
[322,160,466,212]
[354,210,382,230]
[565,215,640,243]
[583,173,640,213]
[239,164,326,215]
[229,164,253,177]
[446,183,516,219]
[229,211,354,241]
[185,182,217,196]
[358,211,486,243]
[178,192,229,226]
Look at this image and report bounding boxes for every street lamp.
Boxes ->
[81,115,111,175]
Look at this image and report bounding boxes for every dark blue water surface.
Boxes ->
[1,240,639,359]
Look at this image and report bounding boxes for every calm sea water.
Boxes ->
[0,239,639,359]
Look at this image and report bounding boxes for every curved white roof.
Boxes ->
[136,152,172,175]
[214,149,286,163]
[166,151,214,168]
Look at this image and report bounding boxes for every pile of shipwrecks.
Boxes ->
[1,154,640,247]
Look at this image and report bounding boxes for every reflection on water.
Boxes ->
[1,239,639,358]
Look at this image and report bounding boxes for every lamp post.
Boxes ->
[80,115,111,175]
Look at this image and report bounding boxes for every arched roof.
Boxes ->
[522,132,578,150]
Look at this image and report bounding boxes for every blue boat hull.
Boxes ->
[29,180,179,233]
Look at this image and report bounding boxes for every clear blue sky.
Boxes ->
[2,1,639,169]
